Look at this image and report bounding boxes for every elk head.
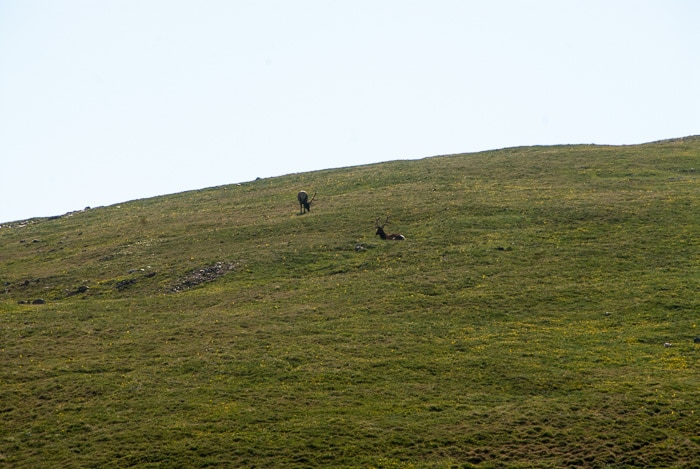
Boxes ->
[375,216,405,240]
[297,191,316,214]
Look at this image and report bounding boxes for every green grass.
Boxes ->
[2,137,699,468]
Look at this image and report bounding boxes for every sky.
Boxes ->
[1,1,698,223]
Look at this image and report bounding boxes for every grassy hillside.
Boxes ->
[1,137,699,468]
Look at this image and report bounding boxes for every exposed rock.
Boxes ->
[115,278,137,290]
[65,285,90,297]
[171,261,236,293]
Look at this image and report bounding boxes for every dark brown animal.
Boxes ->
[297,191,316,214]
[375,216,405,240]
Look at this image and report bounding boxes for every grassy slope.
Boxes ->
[1,137,699,468]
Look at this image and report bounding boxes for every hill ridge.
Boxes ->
[3,136,699,227]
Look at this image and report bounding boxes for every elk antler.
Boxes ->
[309,192,317,204]
[375,216,391,228]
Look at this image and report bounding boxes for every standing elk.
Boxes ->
[375,216,405,240]
[297,191,316,214]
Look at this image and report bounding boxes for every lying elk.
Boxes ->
[375,216,405,240]
[297,191,316,214]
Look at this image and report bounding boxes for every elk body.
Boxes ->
[297,191,316,214]
[375,217,405,240]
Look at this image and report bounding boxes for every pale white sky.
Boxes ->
[1,1,698,222]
